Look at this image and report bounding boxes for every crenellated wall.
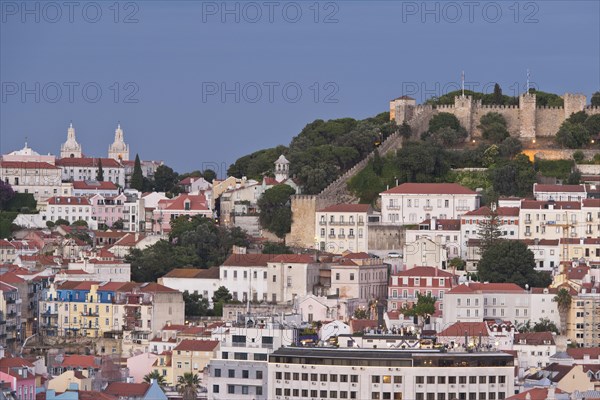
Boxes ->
[392,92,592,140]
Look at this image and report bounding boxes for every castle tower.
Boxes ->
[519,93,537,139]
[390,96,417,124]
[453,95,476,137]
[563,93,586,119]
[108,123,130,161]
[60,122,83,158]
[274,154,290,183]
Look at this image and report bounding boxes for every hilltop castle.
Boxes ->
[390,92,600,139]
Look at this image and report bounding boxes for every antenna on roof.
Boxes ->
[461,71,465,97]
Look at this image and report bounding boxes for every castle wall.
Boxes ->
[471,105,521,137]
[535,107,566,137]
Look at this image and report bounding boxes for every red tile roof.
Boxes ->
[464,206,520,217]
[0,357,35,369]
[157,194,209,211]
[0,272,26,284]
[395,266,455,278]
[222,253,281,267]
[56,158,122,168]
[72,181,118,190]
[173,339,219,352]
[520,200,581,210]
[514,332,555,346]
[506,388,565,400]
[534,184,585,193]
[318,204,371,213]
[566,347,600,360]
[162,267,220,279]
[447,282,525,294]
[418,219,461,230]
[59,355,98,369]
[104,382,149,397]
[438,321,489,337]
[0,161,59,169]
[0,240,14,248]
[47,196,91,205]
[382,183,476,195]
[138,282,180,293]
[270,254,315,263]
[341,252,371,260]
[349,319,380,332]
[583,199,600,208]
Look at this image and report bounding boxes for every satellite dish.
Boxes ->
[55,354,64,364]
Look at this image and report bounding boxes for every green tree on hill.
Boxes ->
[257,185,296,239]
[479,112,510,143]
[478,240,551,288]
[130,154,143,191]
[96,158,104,181]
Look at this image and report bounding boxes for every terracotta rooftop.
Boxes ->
[0,272,26,284]
[464,206,520,217]
[382,183,476,195]
[56,157,122,168]
[104,382,149,397]
[438,321,489,337]
[162,267,220,279]
[47,196,91,205]
[534,184,585,193]
[447,282,525,294]
[341,252,371,260]
[157,194,209,211]
[222,253,286,267]
[173,339,219,352]
[0,357,35,370]
[520,200,581,210]
[567,347,600,360]
[72,181,118,190]
[60,355,98,369]
[514,331,555,346]
[318,204,371,213]
[0,161,59,169]
[506,387,565,400]
[583,198,600,207]
[417,218,461,230]
[394,266,455,278]
[270,254,315,263]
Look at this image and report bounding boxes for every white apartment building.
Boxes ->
[520,200,583,240]
[380,183,480,225]
[43,196,93,225]
[461,206,520,258]
[0,161,64,202]
[206,322,297,400]
[513,332,557,373]
[72,181,119,197]
[529,287,561,329]
[443,282,532,326]
[268,347,515,400]
[157,267,220,304]
[220,254,320,304]
[56,157,126,187]
[315,204,372,254]
[533,184,587,201]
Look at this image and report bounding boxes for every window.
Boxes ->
[212,385,219,393]
[214,369,221,377]
[350,273,355,281]
[372,376,380,383]
[427,376,435,384]
[416,376,424,384]
[242,370,249,379]
[229,369,235,378]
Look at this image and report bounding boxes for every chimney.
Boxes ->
[126,376,134,383]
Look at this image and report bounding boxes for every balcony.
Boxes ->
[525,219,532,224]
[338,234,345,239]
[328,234,336,239]
[387,205,401,210]
[423,206,433,211]
[348,235,355,239]
[456,206,471,211]
[524,232,532,236]
[319,221,327,226]
[81,310,100,317]
[357,221,364,225]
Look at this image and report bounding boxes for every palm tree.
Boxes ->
[554,288,572,335]
[143,370,166,388]
[177,372,200,400]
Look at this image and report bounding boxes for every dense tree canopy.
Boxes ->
[479,112,510,143]
[130,154,143,191]
[153,164,179,193]
[257,185,296,238]
[127,216,249,282]
[422,113,468,147]
[478,240,552,288]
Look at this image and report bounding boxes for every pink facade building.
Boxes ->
[0,357,36,400]
[388,266,458,317]
[152,194,212,233]
[90,193,126,228]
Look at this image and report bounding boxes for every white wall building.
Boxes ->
[533,184,587,201]
[56,157,126,187]
[0,161,63,202]
[43,196,93,226]
[268,347,514,400]
[380,183,480,225]
[157,267,220,305]
[315,204,371,254]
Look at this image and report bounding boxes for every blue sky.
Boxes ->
[1,1,599,175]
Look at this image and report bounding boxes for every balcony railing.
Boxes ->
[423,206,433,211]
[338,234,345,239]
